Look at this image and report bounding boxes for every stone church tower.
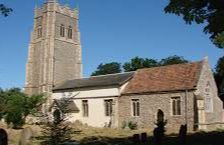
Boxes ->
[25,0,82,96]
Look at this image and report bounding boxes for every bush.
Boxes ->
[0,88,45,128]
[128,121,138,130]
[5,108,24,129]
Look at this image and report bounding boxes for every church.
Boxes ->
[25,0,224,132]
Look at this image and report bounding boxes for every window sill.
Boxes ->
[171,115,182,117]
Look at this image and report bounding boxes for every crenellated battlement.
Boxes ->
[35,2,78,19]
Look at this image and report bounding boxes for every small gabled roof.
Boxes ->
[53,72,134,91]
[122,61,203,94]
[49,99,79,113]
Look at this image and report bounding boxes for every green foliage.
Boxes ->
[215,56,224,76]
[214,56,224,94]
[128,121,138,130]
[164,0,224,48]
[0,4,12,17]
[0,88,6,120]
[123,55,188,72]
[0,88,45,128]
[159,55,189,66]
[214,32,224,49]
[40,99,74,145]
[92,55,189,75]
[123,57,158,72]
[91,62,122,76]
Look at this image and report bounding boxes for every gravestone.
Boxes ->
[132,134,140,143]
[0,128,8,145]
[19,127,33,145]
[141,132,147,143]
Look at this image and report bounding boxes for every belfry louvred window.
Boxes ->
[37,26,42,38]
[68,26,73,39]
[60,24,65,37]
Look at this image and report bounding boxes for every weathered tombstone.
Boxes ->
[18,127,33,145]
[141,132,147,143]
[132,134,140,143]
[0,128,8,145]
[178,124,187,145]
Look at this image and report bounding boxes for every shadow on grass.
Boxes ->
[78,131,224,145]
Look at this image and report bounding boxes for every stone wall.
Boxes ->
[196,58,224,130]
[25,1,82,95]
[118,91,196,132]
[54,12,82,86]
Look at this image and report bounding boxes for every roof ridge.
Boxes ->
[137,60,203,71]
[90,71,135,78]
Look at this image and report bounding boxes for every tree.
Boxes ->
[159,55,189,66]
[91,62,122,76]
[123,57,158,72]
[164,0,224,48]
[0,88,6,120]
[40,98,75,145]
[92,56,188,75]
[214,56,224,94]
[0,4,12,17]
[0,88,44,128]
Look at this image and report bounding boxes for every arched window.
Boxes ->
[68,26,72,39]
[60,24,65,37]
[157,109,164,122]
[37,26,42,38]
[171,97,181,116]
[132,99,140,116]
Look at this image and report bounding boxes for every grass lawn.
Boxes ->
[1,122,224,145]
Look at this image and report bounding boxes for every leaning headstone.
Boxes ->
[18,127,33,145]
[132,134,140,143]
[141,132,147,143]
[0,128,8,145]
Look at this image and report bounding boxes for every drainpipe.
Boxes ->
[185,90,188,125]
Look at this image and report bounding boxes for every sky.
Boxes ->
[0,0,223,89]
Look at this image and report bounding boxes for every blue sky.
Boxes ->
[0,0,223,89]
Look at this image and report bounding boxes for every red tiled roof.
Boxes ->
[122,61,203,94]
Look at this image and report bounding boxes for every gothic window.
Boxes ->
[60,24,65,37]
[68,26,73,39]
[104,99,113,116]
[37,26,42,38]
[171,97,181,116]
[82,100,88,117]
[132,99,140,116]
[157,109,164,122]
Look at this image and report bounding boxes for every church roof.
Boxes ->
[53,72,134,91]
[122,61,203,94]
